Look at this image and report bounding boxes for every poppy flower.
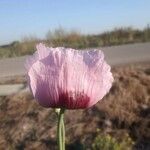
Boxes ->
[25,43,113,109]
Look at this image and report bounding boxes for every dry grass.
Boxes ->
[1,25,150,58]
[0,63,150,149]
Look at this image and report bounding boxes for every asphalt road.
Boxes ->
[0,42,150,78]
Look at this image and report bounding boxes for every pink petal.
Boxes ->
[26,44,114,109]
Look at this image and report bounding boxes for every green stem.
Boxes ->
[61,113,65,150]
[57,108,65,150]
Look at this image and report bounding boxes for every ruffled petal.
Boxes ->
[26,44,113,109]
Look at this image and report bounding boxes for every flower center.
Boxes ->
[58,91,90,109]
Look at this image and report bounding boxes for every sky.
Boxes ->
[0,0,150,45]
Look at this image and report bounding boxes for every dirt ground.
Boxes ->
[0,63,150,150]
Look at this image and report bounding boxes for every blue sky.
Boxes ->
[0,0,150,45]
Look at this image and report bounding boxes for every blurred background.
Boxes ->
[0,0,150,149]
